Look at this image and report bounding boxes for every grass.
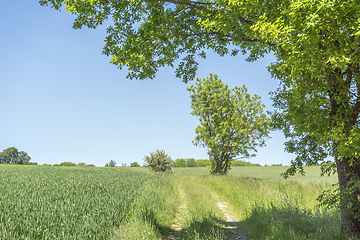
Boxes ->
[1,164,356,240]
[0,165,150,239]
[172,166,338,184]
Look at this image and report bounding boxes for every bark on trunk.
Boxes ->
[335,154,360,238]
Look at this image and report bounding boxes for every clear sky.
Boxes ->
[1,1,295,167]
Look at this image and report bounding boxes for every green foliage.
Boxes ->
[231,160,260,167]
[78,162,86,166]
[42,164,52,166]
[186,158,197,167]
[59,161,77,166]
[53,164,59,166]
[195,159,211,167]
[105,160,117,167]
[173,158,186,168]
[0,166,150,239]
[40,0,360,234]
[187,74,271,174]
[130,162,141,167]
[144,149,173,172]
[0,147,32,164]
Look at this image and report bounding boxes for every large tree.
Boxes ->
[40,0,360,237]
[0,147,31,164]
[187,74,270,174]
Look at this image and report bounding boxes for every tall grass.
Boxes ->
[190,174,356,240]
[175,175,224,240]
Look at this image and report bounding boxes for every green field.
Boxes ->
[0,165,355,239]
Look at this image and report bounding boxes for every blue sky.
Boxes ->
[0,1,295,167]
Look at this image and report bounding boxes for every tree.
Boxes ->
[105,160,117,167]
[144,149,172,172]
[0,147,31,164]
[130,162,141,167]
[186,158,197,167]
[40,0,360,236]
[173,158,186,167]
[187,74,270,174]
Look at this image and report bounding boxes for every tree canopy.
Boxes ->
[40,0,360,237]
[0,147,31,164]
[187,74,270,174]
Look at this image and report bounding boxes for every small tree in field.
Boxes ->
[105,160,116,167]
[144,149,172,172]
[187,74,271,174]
[130,162,140,167]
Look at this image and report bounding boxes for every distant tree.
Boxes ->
[173,159,186,168]
[144,149,172,172]
[53,164,59,167]
[187,74,271,174]
[195,159,211,167]
[130,162,140,167]
[105,160,116,167]
[186,158,197,167]
[78,162,86,166]
[85,164,96,167]
[0,147,31,164]
[60,162,76,166]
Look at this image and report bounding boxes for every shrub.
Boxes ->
[130,162,140,167]
[144,149,172,172]
[53,164,59,167]
[195,159,211,167]
[231,160,260,167]
[60,162,76,166]
[78,162,86,166]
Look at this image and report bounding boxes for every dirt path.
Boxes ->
[213,195,249,240]
[163,184,249,240]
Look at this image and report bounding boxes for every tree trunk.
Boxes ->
[335,154,360,238]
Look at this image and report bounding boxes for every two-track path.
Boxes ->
[163,185,249,240]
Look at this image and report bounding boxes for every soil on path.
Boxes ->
[215,200,249,240]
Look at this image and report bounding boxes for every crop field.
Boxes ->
[0,165,356,240]
[0,165,150,239]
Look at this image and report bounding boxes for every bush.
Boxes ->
[130,162,141,167]
[78,162,86,166]
[231,160,260,167]
[144,149,173,172]
[60,162,76,166]
[85,164,96,167]
[53,164,59,167]
[43,164,52,166]
[195,159,211,167]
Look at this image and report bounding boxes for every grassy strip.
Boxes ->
[113,173,179,240]
[175,175,224,240]
[0,165,150,239]
[172,166,337,184]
